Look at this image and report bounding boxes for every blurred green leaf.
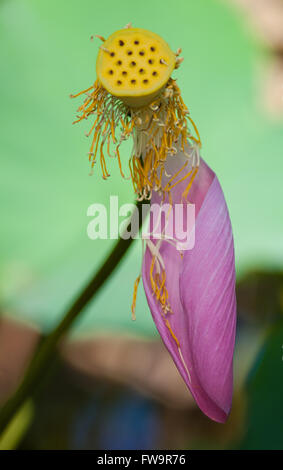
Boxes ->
[238,319,283,449]
[0,0,283,334]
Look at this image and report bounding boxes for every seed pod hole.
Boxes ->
[119,40,125,46]
[143,79,149,84]
[117,80,122,85]
[116,60,122,66]
[148,59,154,65]
[139,50,145,56]
[130,61,136,67]
[127,50,133,55]
[122,71,127,76]
[139,68,145,74]
[134,40,139,45]
[108,70,114,75]
[131,79,136,84]
[150,46,156,52]
[110,52,115,57]
[152,71,157,76]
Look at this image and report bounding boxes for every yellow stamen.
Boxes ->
[164,318,180,347]
[95,35,106,42]
[131,275,141,321]
[70,85,94,99]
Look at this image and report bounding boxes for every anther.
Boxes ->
[175,57,184,69]
[95,35,106,42]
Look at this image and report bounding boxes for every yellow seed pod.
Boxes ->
[96,27,176,107]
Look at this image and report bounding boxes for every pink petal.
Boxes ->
[142,156,236,422]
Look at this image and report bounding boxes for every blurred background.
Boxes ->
[0,0,283,450]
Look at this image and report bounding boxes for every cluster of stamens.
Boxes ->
[71,78,200,196]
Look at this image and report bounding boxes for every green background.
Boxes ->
[1,0,282,335]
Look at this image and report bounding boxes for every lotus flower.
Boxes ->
[142,152,237,423]
[71,25,237,423]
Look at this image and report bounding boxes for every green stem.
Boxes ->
[0,199,148,435]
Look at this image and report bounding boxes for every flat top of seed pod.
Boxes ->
[96,27,176,98]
